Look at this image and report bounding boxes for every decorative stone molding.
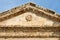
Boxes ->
[0,2,60,39]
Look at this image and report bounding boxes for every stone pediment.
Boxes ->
[0,2,60,27]
[0,2,60,38]
[0,12,60,27]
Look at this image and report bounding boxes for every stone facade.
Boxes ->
[0,2,60,40]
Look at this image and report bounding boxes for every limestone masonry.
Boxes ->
[0,2,60,40]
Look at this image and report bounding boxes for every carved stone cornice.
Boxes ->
[0,2,60,22]
[0,27,59,38]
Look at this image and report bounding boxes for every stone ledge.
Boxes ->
[0,31,59,38]
[0,27,59,38]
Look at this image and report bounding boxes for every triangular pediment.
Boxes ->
[0,2,60,38]
[0,2,60,27]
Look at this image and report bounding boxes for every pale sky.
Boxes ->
[0,0,60,14]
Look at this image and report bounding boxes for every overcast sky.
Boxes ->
[0,0,60,14]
